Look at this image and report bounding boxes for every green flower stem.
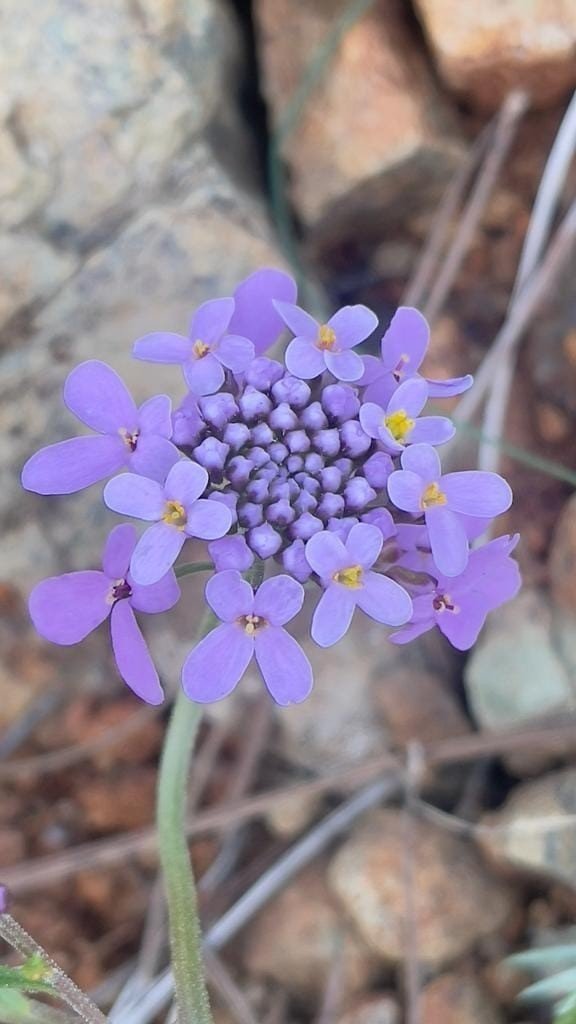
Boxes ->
[175,562,214,579]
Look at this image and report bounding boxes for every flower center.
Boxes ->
[107,578,132,604]
[333,564,363,588]
[119,427,139,452]
[192,339,210,359]
[239,613,266,636]
[384,409,414,443]
[162,500,187,528]
[433,592,459,614]
[421,482,447,509]
[317,325,337,351]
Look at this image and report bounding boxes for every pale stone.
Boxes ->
[421,973,504,1024]
[0,234,76,330]
[336,994,399,1024]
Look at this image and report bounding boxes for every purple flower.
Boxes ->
[305,523,413,647]
[29,525,179,704]
[133,298,255,396]
[182,570,313,705]
[387,444,512,578]
[361,307,473,406]
[359,377,454,454]
[21,361,179,495]
[103,461,232,585]
[390,534,521,650]
[209,534,254,571]
[275,301,378,382]
[228,268,298,356]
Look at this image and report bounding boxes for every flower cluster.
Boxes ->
[23,268,521,706]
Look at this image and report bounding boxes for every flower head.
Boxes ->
[359,377,454,454]
[29,525,179,703]
[275,301,378,382]
[182,570,312,705]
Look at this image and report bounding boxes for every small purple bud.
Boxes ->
[289,512,323,541]
[209,534,254,571]
[286,430,311,454]
[344,477,377,511]
[301,475,321,496]
[193,437,229,476]
[269,403,299,431]
[287,455,304,474]
[300,401,328,430]
[248,523,282,558]
[327,515,358,541]
[312,428,340,457]
[321,384,360,423]
[269,441,289,465]
[247,446,270,469]
[245,356,284,390]
[294,490,318,515]
[266,498,296,526]
[256,464,279,483]
[172,394,204,446]
[319,466,342,492]
[334,457,354,479]
[228,455,252,489]
[246,478,270,503]
[363,451,393,489]
[361,507,396,540]
[272,375,311,409]
[239,386,272,423]
[281,539,312,583]
[304,452,324,476]
[210,490,238,525]
[198,392,238,430]
[251,422,274,447]
[223,421,250,451]
[317,492,345,520]
[238,501,264,528]
[269,479,292,501]
[340,420,371,458]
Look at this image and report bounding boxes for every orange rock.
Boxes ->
[421,972,504,1024]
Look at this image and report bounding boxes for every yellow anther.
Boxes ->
[192,339,210,359]
[333,564,363,588]
[240,613,265,636]
[421,482,447,509]
[317,324,337,350]
[384,409,414,443]
[162,500,187,528]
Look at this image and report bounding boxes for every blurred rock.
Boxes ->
[0,233,75,331]
[242,865,377,1001]
[329,810,514,968]
[420,972,504,1024]
[479,768,576,889]
[550,494,576,612]
[372,668,470,746]
[264,789,321,839]
[414,1,576,111]
[76,767,156,831]
[255,0,463,247]
[0,828,26,867]
[336,994,399,1024]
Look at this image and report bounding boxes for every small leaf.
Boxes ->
[507,945,576,973]
[518,966,576,1004]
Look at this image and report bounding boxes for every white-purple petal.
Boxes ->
[426,506,469,577]
[206,570,253,621]
[355,570,412,626]
[185,498,232,540]
[324,348,364,382]
[285,336,326,379]
[386,376,428,417]
[442,471,513,518]
[386,469,423,516]
[400,443,441,483]
[381,307,429,372]
[230,268,298,356]
[22,435,127,495]
[63,360,138,434]
[359,402,386,440]
[165,460,208,506]
[183,353,225,396]
[408,416,455,446]
[437,602,490,652]
[255,627,313,705]
[189,297,235,347]
[426,374,473,398]
[133,332,191,364]
[327,304,378,348]
[129,569,180,614]
[311,585,356,647]
[182,623,253,702]
[29,571,111,645]
[110,601,165,705]
[273,300,318,340]
[253,575,304,626]
[216,334,255,372]
[104,473,165,521]
[129,435,180,483]
[305,530,349,578]
[138,395,173,437]
[345,523,383,570]
[130,522,186,585]
[102,524,136,579]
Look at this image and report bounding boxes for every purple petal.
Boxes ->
[255,627,313,705]
[63,360,138,434]
[110,601,165,705]
[129,569,180,614]
[359,402,385,440]
[324,348,364,382]
[426,374,473,398]
[437,603,490,652]
[216,334,255,372]
[253,575,304,626]
[189,297,235,347]
[274,300,318,339]
[29,571,110,644]
[389,619,434,645]
[209,535,254,572]
[426,506,469,577]
[133,332,191,365]
[182,623,253,702]
[311,585,356,647]
[102,524,136,578]
[165,460,208,506]
[346,523,383,570]
[356,571,412,626]
[22,435,127,495]
[285,337,325,379]
[305,530,349,578]
[358,354,383,386]
[206,570,254,621]
[185,498,232,540]
[138,395,173,437]
[104,474,165,520]
[442,472,513,518]
[129,436,180,483]
[400,443,441,482]
[130,522,186,585]
[381,307,429,373]
[183,352,225,396]
[386,376,428,417]
[231,269,298,356]
[408,416,455,446]
[363,374,396,407]
[327,305,378,348]
[387,469,423,516]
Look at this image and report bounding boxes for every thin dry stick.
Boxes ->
[204,949,260,1024]
[313,939,345,1024]
[422,91,529,324]
[402,743,425,1024]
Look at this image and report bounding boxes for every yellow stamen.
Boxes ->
[421,482,447,509]
[192,339,210,359]
[433,593,459,614]
[333,564,363,588]
[317,324,337,350]
[384,408,414,443]
[162,500,187,528]
[240,613,265,636]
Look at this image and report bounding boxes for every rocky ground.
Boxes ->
[3,1,576,1021]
